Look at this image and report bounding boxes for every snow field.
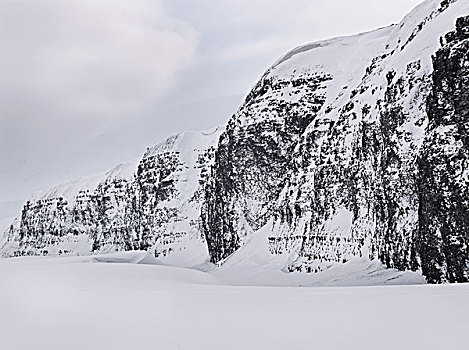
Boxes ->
[0,253,467,350]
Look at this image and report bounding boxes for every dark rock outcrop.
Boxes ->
[418,15,469,283]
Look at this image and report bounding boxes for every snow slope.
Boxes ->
[212,221,425,287]
[0,254,466,350]
[29,158,139,207]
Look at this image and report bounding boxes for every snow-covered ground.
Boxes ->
[0,217,14,235]
[1,252,467,350]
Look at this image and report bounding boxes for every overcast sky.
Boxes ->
[0,0,423,215]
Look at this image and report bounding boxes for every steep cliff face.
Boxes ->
[1,128,221,266]
[202,26,394,262]
[418,15,469,283]
[2,162,138,257]
[202,0,469,282]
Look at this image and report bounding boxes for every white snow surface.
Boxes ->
[0,253,467,350]
[0,217,14,234]
[214,221,425,286]
[271,24,394,109]
[29,157,140,206]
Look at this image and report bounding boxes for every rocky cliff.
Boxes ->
[2,0,469,283]
[1,128,221,267]
[202,0,469,283]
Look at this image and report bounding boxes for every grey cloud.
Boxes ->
[0,0,198,129]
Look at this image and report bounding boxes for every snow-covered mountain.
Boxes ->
[1,127,222,267]
[203,0,469,284]
[2,0,469,284]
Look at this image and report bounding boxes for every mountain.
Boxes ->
[1,127,222,267]
[2,0,469,284]
[202,0,469,284]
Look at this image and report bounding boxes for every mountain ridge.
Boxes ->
[2,0,469,284]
